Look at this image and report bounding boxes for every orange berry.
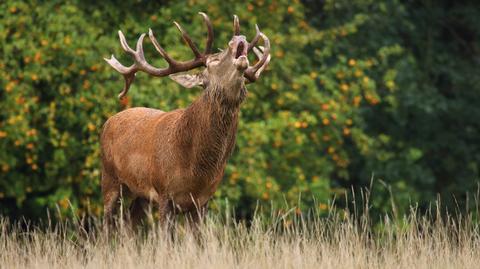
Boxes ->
[295,207,302,215]
[299,20,308,29]
[87,123,96,131]
[16,96,25,105]
[363,76,370,84]
[340,83,349,92]
[59,198,69,209]
[120,96,130,106]
[64,36,71,45]
[353,96,362,107]
[273,140,282,148]
[6,82,15,92]
[34,52,41,62]
[1,164,9,172]
[82,80,90,89]
[354,69,363,77]
[28,129,37,136]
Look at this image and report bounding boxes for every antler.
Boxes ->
[244,25,271,83]
[233,15,240,36]
[104,12,214,99]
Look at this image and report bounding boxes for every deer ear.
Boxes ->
[169,73,205,88]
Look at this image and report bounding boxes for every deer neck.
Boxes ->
[177,85,246,176]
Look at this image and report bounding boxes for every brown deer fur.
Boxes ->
[101,14,270,227]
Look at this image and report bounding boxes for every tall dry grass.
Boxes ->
[1,202,479,269]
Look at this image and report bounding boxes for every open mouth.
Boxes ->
[235,41,247,59]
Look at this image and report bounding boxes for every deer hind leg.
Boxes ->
[129,197,148,229]
[186,202,208,233]
[101,170,121,229]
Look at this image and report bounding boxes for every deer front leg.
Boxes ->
[187,202,208,233]
[158,198,172,229]
[147,190,172,230]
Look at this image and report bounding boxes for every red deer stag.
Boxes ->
[101,13,270,227]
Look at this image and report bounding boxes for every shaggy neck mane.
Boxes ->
[175,85,246,177]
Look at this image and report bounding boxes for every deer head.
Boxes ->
[104,13,271,101]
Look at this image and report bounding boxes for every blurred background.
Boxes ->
[0,0,479,221]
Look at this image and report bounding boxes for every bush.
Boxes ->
[0,0,478,220]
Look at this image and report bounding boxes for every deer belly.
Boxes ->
[168,178,217,212]
[115,153,155,197]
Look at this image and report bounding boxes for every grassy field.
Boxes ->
[1,204,479,269]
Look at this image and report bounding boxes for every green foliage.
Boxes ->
[0,0,478,220]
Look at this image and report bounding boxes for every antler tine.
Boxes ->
[173,21,202,58]
[148,28,176,65]
[118,30,136,55]
[105,14,217,99]
[233,15,240,35]
[251,32,270,69]
[252,46,271,78]
[135,33,147,61]
[252,46,263,59]
[104,54,136,99]
[247,25,261,52]
[199,12,214,54]
[244,29,271,83]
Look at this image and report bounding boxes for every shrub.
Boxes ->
[1,0,478,220]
